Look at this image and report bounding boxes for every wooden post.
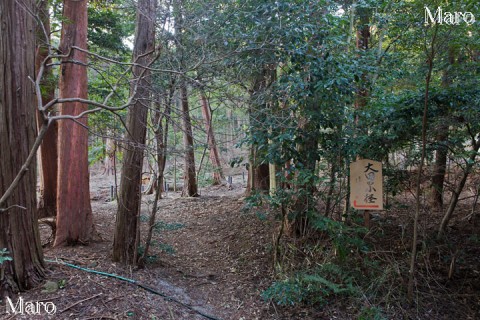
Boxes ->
[269,163,276,196]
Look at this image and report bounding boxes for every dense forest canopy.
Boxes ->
[0,0,479,318]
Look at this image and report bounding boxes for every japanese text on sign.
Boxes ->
[350,159,383,210]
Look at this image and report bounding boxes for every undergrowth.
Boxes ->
[246,189,398,318]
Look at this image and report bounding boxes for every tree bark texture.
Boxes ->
[113,0,156,264]
[0,0,45,296]
[35,0,58,219]
[55,0,94,246]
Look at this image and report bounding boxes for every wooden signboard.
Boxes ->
[350,159,383,210]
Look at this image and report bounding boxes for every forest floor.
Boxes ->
[2,166,480,319]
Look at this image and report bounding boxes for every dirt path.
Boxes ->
[3,170,278,320]
[152,191,274,319]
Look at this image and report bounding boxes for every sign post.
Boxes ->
[350,159,383,227]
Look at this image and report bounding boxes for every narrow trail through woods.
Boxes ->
[7,168,277,319]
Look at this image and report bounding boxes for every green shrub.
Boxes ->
[263,264,357,306]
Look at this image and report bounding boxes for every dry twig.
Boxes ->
[60,293,103,313]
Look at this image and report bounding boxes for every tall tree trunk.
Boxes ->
[174,0,198,197]
[113,0,156,264]
[54,0,94,246]
[255,163,270,190]
[355,8,370,111]
[430,49,454,209]
[354,7,371,227]
[180,84,199,196]
[0,0,45,296]
[430,130,448,208]
[245,68,271,196]
[35,0,58,219]
[200,91,224,185]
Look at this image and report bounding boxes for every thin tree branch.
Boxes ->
[0,121,51,211]
[1,44,160,212]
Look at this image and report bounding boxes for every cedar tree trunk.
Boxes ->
[0,0,45,296]
[54,0,94,246]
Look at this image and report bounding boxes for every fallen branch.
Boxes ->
[60,293,103,313]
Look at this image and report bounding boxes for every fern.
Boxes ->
[262,279,305,305]
[153,221,185,231]
[263,268,357,306]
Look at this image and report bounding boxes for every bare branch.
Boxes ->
[0,205,27,213]
[0,121,51,211]
[1,45,156,211]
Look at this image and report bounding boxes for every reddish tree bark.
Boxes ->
[54,0,94,246]
[0,0,45,296]
[200,92,224,185]
[35,0,58,219]
[113,0,156,264]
